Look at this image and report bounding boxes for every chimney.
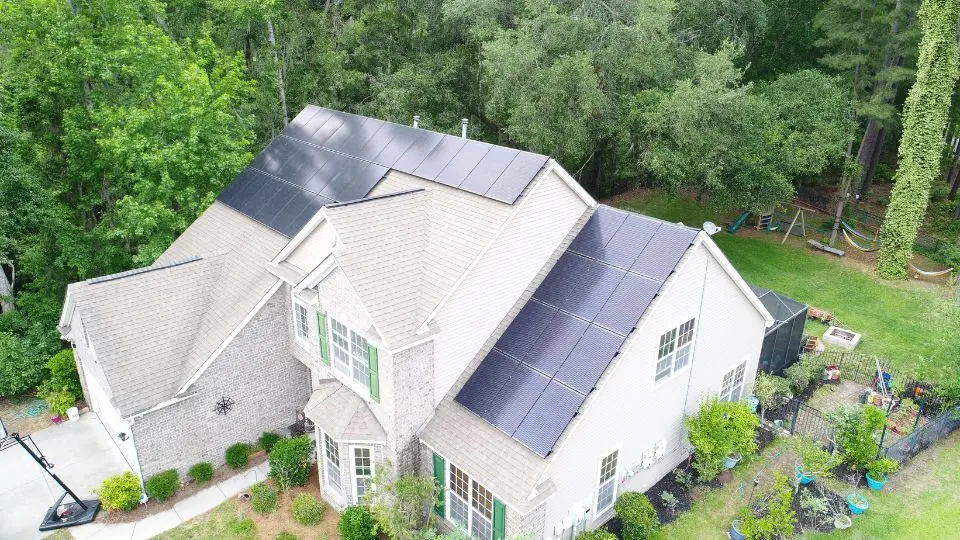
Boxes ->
[413,115,420,129]
[461,118,469,138]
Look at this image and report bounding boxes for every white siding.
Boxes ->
[539,241,766,536]
[432,170,590,403]
[286,219,336,274]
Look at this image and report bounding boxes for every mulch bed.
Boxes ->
[791,482,851,534]
[100,452,268,524]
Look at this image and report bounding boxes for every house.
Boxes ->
[58,106,773,539]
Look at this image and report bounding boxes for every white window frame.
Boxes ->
[351,445,374,504]
[328,317,371,392]
[654,318,697,386]
[719,360,748,402]
[593,448,620,517]
[320,429,343,496]
[445,461,495,540]
[292,296,311,347]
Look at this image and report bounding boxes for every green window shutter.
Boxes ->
[432,453,446,517]
[493,498,506,540]
[368,345,380,402]
[316,312,330,365]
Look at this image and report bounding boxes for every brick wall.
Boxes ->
[391,340,435,474]
[132,291,311,477]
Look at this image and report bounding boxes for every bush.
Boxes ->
[275,533,298,540]
[250,481,277,514]
[614,492,659,540]
[268,436,312,489]
[784,355,823,394]
[791,437,836,477]
[0,331,49,397]
[867,457,900,478]
[98,471,142,511]
[753,373,792,417]
[827,404,885,470]
[43,349,83,397]
[576,530,617,540]
[44,386,76,417]
[291,493,326,525]
[188,462,214,484]
[339,505,377,540]
[259,431,282,453]
[685,398,759,481]
[145,469,180,502]
[226,443,251,469]
[366,468,438,537]
[738,474,795,540]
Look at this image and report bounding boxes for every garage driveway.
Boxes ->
[0,413,130,540]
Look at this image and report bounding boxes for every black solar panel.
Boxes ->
[218,106,549,235]
[456,204,698,456]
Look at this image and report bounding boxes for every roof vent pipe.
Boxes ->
[461,118,469,138]
[413,115,420,128]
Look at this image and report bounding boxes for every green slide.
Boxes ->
[727,211,751,233]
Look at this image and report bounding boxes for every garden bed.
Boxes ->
[791,482,851,534]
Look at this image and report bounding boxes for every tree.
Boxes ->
[877,0,960,279]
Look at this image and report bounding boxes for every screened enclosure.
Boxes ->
[750,284,808,375]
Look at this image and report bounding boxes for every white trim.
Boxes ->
[349,444,375,504]
[719,358,749,403]
[386,328,439,355]
[176,280,283,394]
[273,211,328,262]
[444,457,495,540]
[292,294,311,348]
[424,443,527,514]
[416,161,594,334]
[296,253,338,292]
[592,445,621,518]
[127,392,200,421]
[651,317,697,390]
[696,233,775,326]
[320,428,345,497]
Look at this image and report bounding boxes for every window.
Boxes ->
[595,450,619,514]
[353,446,373,502]
[720,362,747,402]
[654,318,696,383]
[323,433,342,494]
[293,299,310,344]
[447,462,494,540]
[330,318,370,389]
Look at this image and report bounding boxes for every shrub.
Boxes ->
[259,431,282,453]
[660,490,679,515]
[44,386,76,417]
[188,462,214,484]
[738,474,795,540]
[867,457,900,478]
[827,404,885,470]
[268,436,313,490]
[226,443,251,469]
[673,469,693,490]
[784,355,823,394]
[275,533,298,540]
[45,349,83,397]
[576,530,617,540]
[145,469,180,502]
[339,505,377,540]
[98,471,142,511]
[614,492,659,540]
[791,437,836,476]
[685,398,759,481]
[291,493,326,525]
[753,373,792,418]
[366,467,438,537]
[250,481,277,514]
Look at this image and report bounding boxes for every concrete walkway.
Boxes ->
[66,461,270,540]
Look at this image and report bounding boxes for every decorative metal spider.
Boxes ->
[214,396,235,415]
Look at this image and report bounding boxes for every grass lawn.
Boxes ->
[611,192,960,377]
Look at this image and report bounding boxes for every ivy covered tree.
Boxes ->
[877,0,960,278]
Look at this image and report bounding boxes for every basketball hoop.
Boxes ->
[0,416,101,531]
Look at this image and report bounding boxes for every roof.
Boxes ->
[63,202,288,416]
[217,106,550,236]
[303,380,386,441]
[749,284,808,334]
[67,256,225,416]
[454,205,699,457]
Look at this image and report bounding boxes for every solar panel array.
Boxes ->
[217,106,550,236]
[456,205,699,456]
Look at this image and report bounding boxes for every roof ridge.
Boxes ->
[86,256,203,285]
[325,187,427,209]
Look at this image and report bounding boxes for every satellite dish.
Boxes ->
[702,221,721,235]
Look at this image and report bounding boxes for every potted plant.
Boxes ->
[834,514,852,529]
[729,519,746,540]
[792,437,836,485]
[865,458,900,491]
[685,398,758,481]
[724,452,742,470]
[847,492,869,514]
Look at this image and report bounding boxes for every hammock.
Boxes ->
[907,262,954,277]
[841,220,877,241]
[842,228,880,252]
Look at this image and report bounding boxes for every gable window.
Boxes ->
[595,450,619,515]
[323,432,342,494]
[720,361,747,402]
[447,463,494,540]
[353,446,373,502]
[330,318,370,389]
[293,298,310,345]
[654,318,696,383]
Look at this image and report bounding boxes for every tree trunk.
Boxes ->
[855,119,883,199]
[0,264,14,313]
[860,126,886,199]
[830,136,859,247]
[947,139,960,199]
[244,21,252,70]
[266,18,289,126]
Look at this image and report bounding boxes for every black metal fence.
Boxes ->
[771,399,834,442]
[881,406,960,463]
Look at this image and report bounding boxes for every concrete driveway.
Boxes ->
[0,413,130,540]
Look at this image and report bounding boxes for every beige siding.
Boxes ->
[539,241,767,537]
[432,170,591,404]
[286,219,336,274]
